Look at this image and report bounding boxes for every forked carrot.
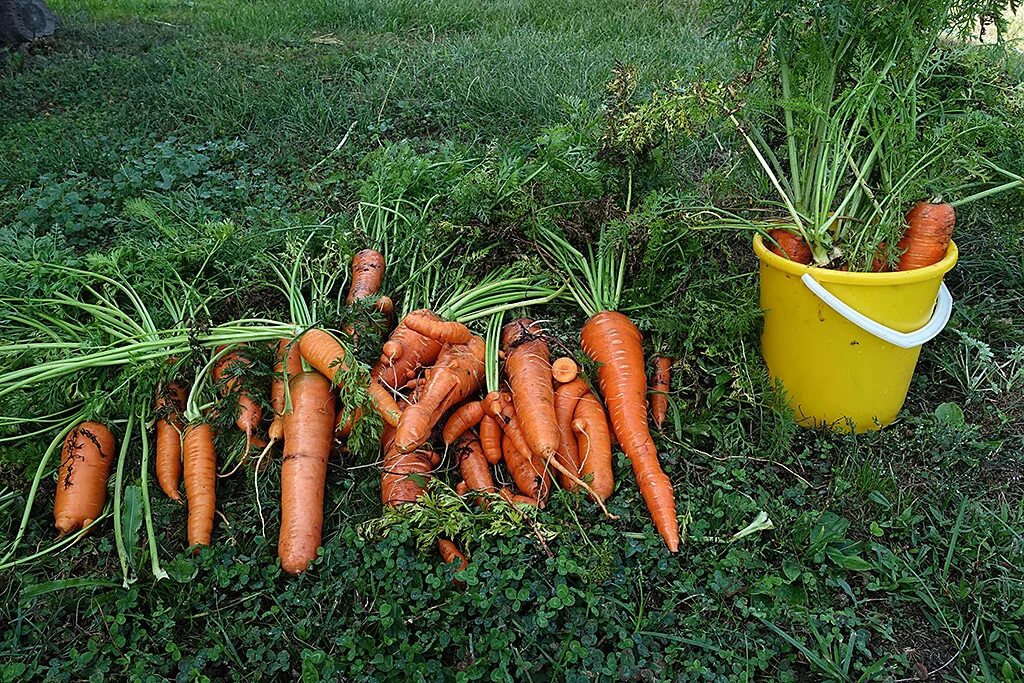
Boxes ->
[403,309,472,344]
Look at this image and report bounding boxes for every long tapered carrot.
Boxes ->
[582,310,678,551]
[183,422,217,548]
[767,228,812,264]
[278,372,335,575]
[54,421,117,535]
[572,390,614,502]
[501,319,560,462]
[394,337,485,453]
[898,202,955,270]
[403,309,472,344]
[554,378,589,488]
[269,338,302,443]
[299,328,400,427]
[649,356,671,429]
[442,401,485,445]
[479,415,503,465]
[155,381,188,501]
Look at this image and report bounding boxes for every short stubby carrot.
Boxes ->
[442,401,484,445]
[183,422,217,548]
[768,228,812,264]
[54,421,117,535]
[279,372,336,575]
[155,382,187,501]
[572,390,614,502]
[649,356,671,429]
[551,357,579,383]
[479,415,503,465]
[345,249,386,305]
[898,202,955,270]
[581,310,679,551]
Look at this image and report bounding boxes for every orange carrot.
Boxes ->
[649,356,671,429]
[403,309,472,344]
[213,345,263,460]
[572,390,615,502]
[582,310,678,551]
[501,433,550,504]
[182,422,217,548]
[335,406,363,440]
[155,382,187,501]
[479,415,503,465]
[499,488,540,507]
[381,424,436,507]
[898,202,955,270]
[269,338,302,443]
[373,321,443,390]
[345,249,386,305]
[768,228,812,264]
[54,421,117,535]
[501,319,560,463]
[442,401,485,445]
[278,372,336,575]
[299,328,400,427]
[551,357,578,383]
[455,433,497,505]
[553,378,589,488]
[394,337,485,453]
[437,537,469,581]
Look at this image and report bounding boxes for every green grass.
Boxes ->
[2,1,1024,681]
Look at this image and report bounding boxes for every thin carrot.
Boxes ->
[394,337,485,453]
[269,338,302,443]
[768,228,812,264]
[403,309,472,344]
[437,537,469,583]
[572,390,614,502]
[897,202,955,270]
[553,378,589,488]
[582,310,678,551]
[479,415,503,465]
[213,345,264,462]
[649,356,671,429]
[54,421,117,535]
[183,422,217,548]
[501,319,560,463]
[278,372,335,575]
[551,357,578,383]
[454,433,497,506]
[155,381,187,501]
[442,401,484,445]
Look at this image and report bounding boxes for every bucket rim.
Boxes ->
[753,234,958,285]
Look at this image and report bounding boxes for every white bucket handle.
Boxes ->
[800,273,953,349]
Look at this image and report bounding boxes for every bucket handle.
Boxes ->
[800,274,953,349]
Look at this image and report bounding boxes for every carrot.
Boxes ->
[335,406,363,440]
[403,309,472,344]
[182,422,217,548]
[269,338,302,443]
[649,356,671,429]
[278,372,335,575]
[442,401,484,445]
[54,421,117,535]
[455,481,468,496]
[437,537,469,585]
[373,321,443,390]
[551,357,578,383]
[572,390,615,502]
[501,319,560,463]
[394,337,485,453]
[345,249,385,305]
[501,433,549,504]
[155,381,187,501]
[553,378,589,488]
[581,310,678,551]
[213,345,263,461]
[898,202,955,270]
[299,328,400,427]
[455,433,497,505]
[499,488,540,507]
[381,424,436,507]
[768,228,812,265]
[479,415,503,465]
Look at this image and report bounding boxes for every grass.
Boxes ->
[2,1,1024,681]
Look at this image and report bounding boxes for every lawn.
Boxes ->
[2,1,1023,681]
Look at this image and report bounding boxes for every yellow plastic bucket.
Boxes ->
[753,234,958,432]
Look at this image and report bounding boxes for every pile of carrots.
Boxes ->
[768,201,957,270]
[50,248,682,577]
